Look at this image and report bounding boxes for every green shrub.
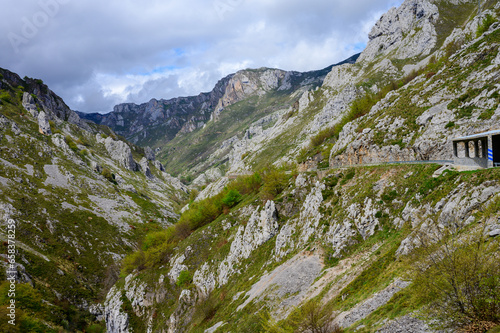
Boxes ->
[142,228,175,251]
[457,105,476,118]
[176,270,192,287]
[76,137,90,146]
[121,250,146,274]
[0,91,11,104]
[411,227,500,329]
[0,283,42,312]
[310,127,337,148]
[189,189,199,203]
[261,299,343,333]
[479,109,495,120]
[260,166,288,201]
[144,241,175,268]
[222,189,242,208]
[445,121,455,129]
[382,190,398,202]
[86,324,106,333]
[65,135,78,151]
[477,14,497,38]
[122,173,264,274]
[78,149,89,158]
[101,168,114,182]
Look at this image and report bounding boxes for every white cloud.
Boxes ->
[0,0,404,113]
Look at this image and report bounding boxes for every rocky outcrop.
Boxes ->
[104,285,130,333]
[211,70,284,121]
[357,0,439,63]
[334,279,411,328]
[377,314,437,333]
[217,200,279,285]
[144,146,155,161]
[22,92,38,118]
[154,160,165,172]
[396,182,500,256]
[104,137,138,171]
[51,134,71,154]
[193,201,279,296]
[38,111,51,135]
[139,157,153,179]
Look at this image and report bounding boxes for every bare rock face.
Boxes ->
[358,0,439,63]
[218,200,279,285]
[139,157,153,179]
[212,69,287,121]
[104,137,138,171]
[334,279,411,328]
[167,289,197,333]
[22,92,38,118]
[144,146,155,161]
[51,134,71,155]
[38,111,52,135]
[377,314,437,333]
[193,201,279,296]
[153,160,165,172]
[104,286,130,333]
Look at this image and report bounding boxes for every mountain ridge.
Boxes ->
[77,53,360,148]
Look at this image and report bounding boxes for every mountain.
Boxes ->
[0,67,188,331]
[77,54,360,150]
[1,0,500,332]
[97,0,500,332]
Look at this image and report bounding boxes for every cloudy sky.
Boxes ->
[1,0,403,113]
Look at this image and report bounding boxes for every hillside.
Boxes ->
[0,68,188,331]
[98,0,500,332]
[77,54,360,173]
[1,0,500,332]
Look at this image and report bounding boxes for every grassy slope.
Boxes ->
[121,162,500,332]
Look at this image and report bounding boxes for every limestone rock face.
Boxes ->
[168,254,188,283]
[139,157,153,179]
[167,289,197,333]
[299,182,325,244]
[192,201,279,295]
[192,168,223,187]
[153,160,165,172]
[51,134,73,156]
[104,274,149,333]
[144,146,155,161]
[334,279,411,328]
[104,137,138,171]
[38,111,52,135]
[22,92,38,118]
[104,285,130,333]
[218,200,279,285]
[212,69,289,121]
[90,161,102,173]
[358,0,439,63]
